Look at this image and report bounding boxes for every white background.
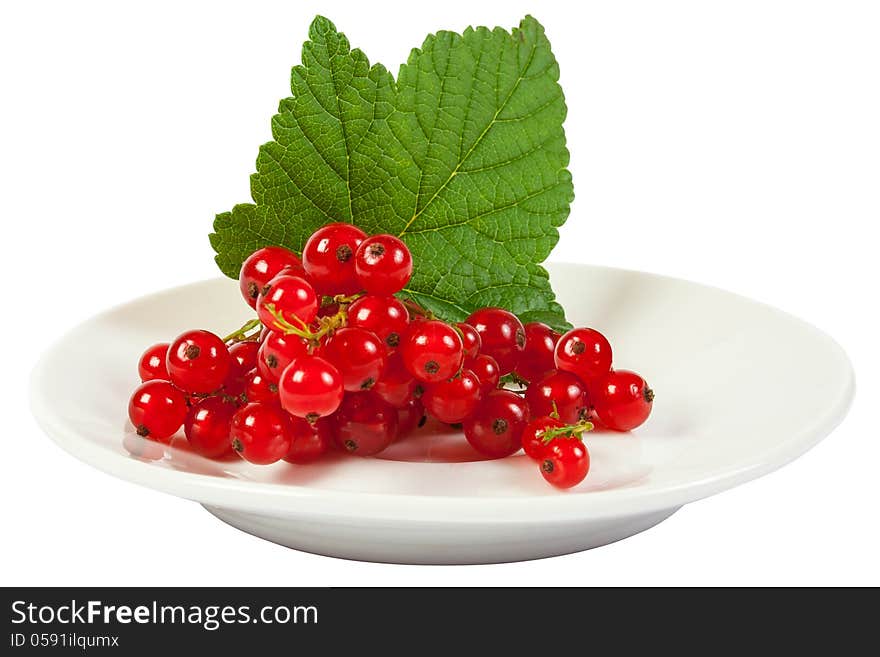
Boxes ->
[2,0,878,586]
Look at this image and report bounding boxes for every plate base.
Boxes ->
[203,504,681,564]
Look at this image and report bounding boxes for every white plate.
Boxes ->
[30,264,854,564]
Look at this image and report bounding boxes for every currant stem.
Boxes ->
[267,304,348,344]
[330,292,365,306]
[402,298,435,320]
[223,318,262,344]
[539,420,594,444]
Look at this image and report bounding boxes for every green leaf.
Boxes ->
[210,15,574,330]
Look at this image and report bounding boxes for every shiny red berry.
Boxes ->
[333,392,398,456]
[521,415,566,460]
[372,351,420,408]
[239,246,304,309]
[464,354,500,395]
[322,327,387,391]
[463,390,530,458]
[284,416,333,464]
[456,323,482,360]
[257,331,308,381]
[242,368,279,404]
[464,307,525,375]
[227,341,260,382]
[128,380,188,443]
[554,327,613,383]
[221,376,248,401]
[347,295,410,350]
[256,274,318,332]
[230,402,292,465]
[138,343,170,382]
[354,234,413,295]
[592,369,654,431]
[166,330,231,394]
[525,370,590,424]
[541,438,590,489]
[423,370,482,424]
[184,396,237,458]
[278,355,345,421]
[302,222,367,295]
[400,320,464,383]
[516,322,560,383]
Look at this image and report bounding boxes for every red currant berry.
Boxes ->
[239,246,304,309]
[257,331,308,381]
[230,402,292,465]
[396,397,425,437]
[226,340,260,382]
[400,320,464,383]
[525,370,590,424]
[278,355,344,421]
[284,416,333,464]
[463,389,530,458]
[302,222,367,295]
[354,234,413,295]
[167,330,231,394]
[464,308,525,375]
[516,322,560,383]
[423,370,482,424]
[456,322,482,360]
[128,380,188,443]
[372,351,420,408]
[554,327,613,383]
[592,369,654,431]
[541,438,590,489]
[220,377,247,402]
[138,343,170,382]
[256,274,318,332]
[322,327,387,391]
[464,354,500,395]
[332,392,398,456]
[279,263,306,277]
[184,396,237,458]
[242,368,279,404]
[521,416,566,460]
[347,295,410,350]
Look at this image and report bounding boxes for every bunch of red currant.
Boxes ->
[128,222,653,489]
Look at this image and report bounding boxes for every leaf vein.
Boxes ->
[398,36,538,237]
